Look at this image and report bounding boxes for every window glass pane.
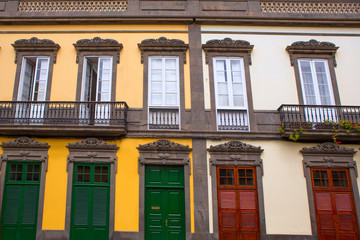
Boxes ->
[165,59,176,69]
[219,168,235,186]
[9,164,23,181]
[238,168,254,186]
[218,95,229,106]
[313,170,329,187]
[331,170,348,188]
[166,82,177,93]
[151,70,162,81]
[151,94,162,105]
[94,166,109,183]
[165,93,177,105]
[77,165,90,183]
[165,70,176,82]
[151,59,162,69]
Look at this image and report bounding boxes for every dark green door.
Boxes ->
[145,165,185,240]
[70,163,110,240]
[1,162,41,240]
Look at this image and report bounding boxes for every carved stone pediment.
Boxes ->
[137,140,191,152]
[202,38,254,64]
[1,137,49,149]
[12,37,60,63]
[138,37,189,63]
[301,142,356,155]
[66,138,119,150]
[74,37,122,47]
[209,141,262,153]
[73,37,123,63]
[287,39,337,50]
[286,39,339,66]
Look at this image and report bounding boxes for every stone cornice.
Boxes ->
[286,39,339,66]
[73,37,123,63]
[1,137,50,149]
[208,141,263,153]
[66,138,119,150]
[138,37,189,63]
[202,38,254,64]
[301,142,356,155]
[11,37,60,63]
[137,139,191,152]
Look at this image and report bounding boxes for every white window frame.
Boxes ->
[213,57,248,110]
[80,56,113,102]
[148,56,180,108]
[298,59,335,106]
[17,56,50,102]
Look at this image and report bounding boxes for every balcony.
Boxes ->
[0,101,128,137]
[148,108,179,130]
[217,109,249,131]
[278,104,360,142]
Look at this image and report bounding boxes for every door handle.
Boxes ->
[165,219,168,227]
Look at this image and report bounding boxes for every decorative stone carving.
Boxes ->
[209,141,263,153]
[202,38,254,64]
[66,138,119,150]
[12,37,60,63]
[301,142,356,154]
[73,37,123,63]
[286,39,339,66]
[261,2,360,15]
[74,37,121,47]
[138,37,189,63]
[18,1,128,13]
[137,139,191,152]
[1,137,50,149]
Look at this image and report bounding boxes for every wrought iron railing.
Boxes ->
[278,104,360,129]
[217,109,249,131]
[148,108,179,129]
[0,101,128,126]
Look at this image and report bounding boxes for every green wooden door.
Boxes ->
[1,162,41,240]
[145,165,185,240]
[70,163,110,240]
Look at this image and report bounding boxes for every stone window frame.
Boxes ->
[208,141,266,239]
[0,137,50,240]
[301,142,360,238]
[138,37,189,130]
[286,39,341,105]
[64,138,119,239]
[73,37,123,102]
[137,139,192,240]
[11,37,60,101]
[202,38,256,131]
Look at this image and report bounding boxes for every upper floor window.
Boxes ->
[203,38,254,131]
[18,57,50,102]
[298,59,335,106]
[12,37,60,102]
[286,39,340,106]
[138,37,188,130]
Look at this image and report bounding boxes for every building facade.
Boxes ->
[0,0,359,239]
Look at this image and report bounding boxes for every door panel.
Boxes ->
[145,165,185,240]
[70,164,110,240]
[312,168,359,240]
[217,166,259,240]
[1,162,41,240]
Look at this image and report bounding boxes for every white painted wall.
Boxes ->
[201,26,360,110]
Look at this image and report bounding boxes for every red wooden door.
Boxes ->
[217,166,259,240]
[311,168,359,240]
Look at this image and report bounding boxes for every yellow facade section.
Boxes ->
[0,25,191,108]
[0,137,194,232]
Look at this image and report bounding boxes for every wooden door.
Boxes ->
[1,162,41,240]
[70,163,110,240]
[217,166,259,240]
[145,165,185,240]
[311,168,359,240]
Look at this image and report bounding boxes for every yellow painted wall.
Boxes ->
[201,26,360,110]
[0,25,191,108]
[0,137,194,232]
[206,139,360,235]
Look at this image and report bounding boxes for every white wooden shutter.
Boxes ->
[97,57,112,102]
[32,58,50,101]
[18,58,34,101]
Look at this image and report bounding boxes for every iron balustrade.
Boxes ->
[0,101,128,126]
[148,108,180,129]
[217,109,249,131]
[278,104,360,129]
